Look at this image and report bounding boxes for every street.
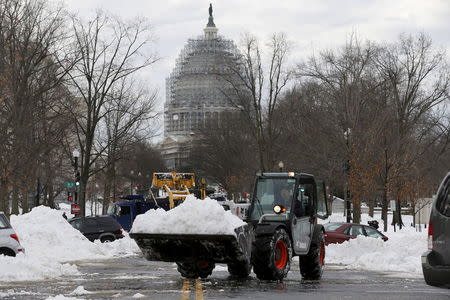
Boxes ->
[1,256,448,300]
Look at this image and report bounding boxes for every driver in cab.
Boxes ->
[274,186,292,211]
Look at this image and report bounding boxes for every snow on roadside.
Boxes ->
[0,206,139,282]
[131,195,245,235]
[322,213,427,276]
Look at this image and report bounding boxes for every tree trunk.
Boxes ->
[11,181,19,215]
[0,178,9,215]
[382,185,388,232]
[368,196,375,217]
[352,195,361,224]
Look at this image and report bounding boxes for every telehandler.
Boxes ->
[130,172,330,280]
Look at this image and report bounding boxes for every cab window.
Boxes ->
[119,205,131,216]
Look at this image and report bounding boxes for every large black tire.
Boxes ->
[227,260,252,278]
[176,261,215,279]
[251,228,292,281]
[299,229,325,280]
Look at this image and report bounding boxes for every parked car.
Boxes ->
[69,216,124,243]
[0,212,25,256]
[422,172,450,288]
[323,222,388,245]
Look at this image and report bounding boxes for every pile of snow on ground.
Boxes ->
[131,195,245,235]
[0,206,139,282]
[323,213,427,276]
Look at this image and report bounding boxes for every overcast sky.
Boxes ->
[61,0,450,138]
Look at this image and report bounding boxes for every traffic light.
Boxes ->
[67,191,73,202]
[75,172,80,186]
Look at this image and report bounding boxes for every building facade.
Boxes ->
[160,5,241,170]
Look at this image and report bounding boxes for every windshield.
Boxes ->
[249,177,295,221]
[107,204,117,216]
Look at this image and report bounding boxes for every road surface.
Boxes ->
[1,256,448,299]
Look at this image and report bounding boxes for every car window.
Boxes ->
[70,219,82,230]
[436,184,450,217]
[364,226,383,238]
[347,225,364,236]
[323,223,342,231]
[0,214,11,229]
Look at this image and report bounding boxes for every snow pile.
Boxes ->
[93,231,141,256]
[323,213,427,276]
[131,195,246,235]
[0,206,139,282]
[10,206,106,262]
[0,253,79,282]
[70,286,93,295]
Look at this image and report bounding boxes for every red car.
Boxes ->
[323,222,388,245]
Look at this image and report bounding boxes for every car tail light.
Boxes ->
[427,221,433,250]
[10,234,20,243]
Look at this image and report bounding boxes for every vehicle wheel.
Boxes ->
[100,236,115,243]
[176,261,215,279]
[0,248,16,257]
[251,228,292,281]
[227,260,251,278]
[299,229,325,280]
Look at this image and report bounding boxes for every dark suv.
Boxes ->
[69,216,124,243]
[422,172,450,287]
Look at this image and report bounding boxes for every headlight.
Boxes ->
[273,205,286,214]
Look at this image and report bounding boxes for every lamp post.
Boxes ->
[278,161,284,172]
[343,129,352,223]
[130,170,134,194]
[72,150,80,216]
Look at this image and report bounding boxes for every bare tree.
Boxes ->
[373,33,450,230]
[222,32,292,171]
[0,0,70,214]
[100,76,158,213]
[190,111,257,194]
[64,11,159,216]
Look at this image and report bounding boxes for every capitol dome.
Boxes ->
[164,4,241,138]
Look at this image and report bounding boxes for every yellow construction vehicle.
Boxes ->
[151,172,206,209]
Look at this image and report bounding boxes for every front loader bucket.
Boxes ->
[130,225,251,264]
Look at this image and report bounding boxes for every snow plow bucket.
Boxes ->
[130,225,251,264]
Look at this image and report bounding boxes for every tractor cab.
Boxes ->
[248,172,329,224]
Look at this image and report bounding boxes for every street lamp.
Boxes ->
[278,161,284,172]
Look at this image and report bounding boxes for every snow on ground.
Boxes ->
[0,206,139,282]
[131,195,245,235]
[321,212,427,277]
[70,286,93,295]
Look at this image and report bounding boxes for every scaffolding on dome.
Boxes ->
[164,32,242,137]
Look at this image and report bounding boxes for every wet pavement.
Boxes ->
[1,256,449,299]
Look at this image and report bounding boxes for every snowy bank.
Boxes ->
[0,206,139,282]
[322,213,427,276]
[131,195,245,235]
